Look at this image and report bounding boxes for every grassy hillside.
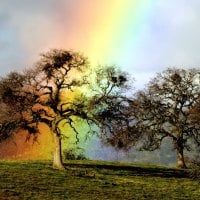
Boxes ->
[0,160,199,200]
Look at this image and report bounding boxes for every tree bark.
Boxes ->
[177,146,187,169]
[53,133,65,170]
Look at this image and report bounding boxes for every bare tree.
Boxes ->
[0,49,129,169]
[0,72,34,142]
[132,68,200,168]
[87,67,140,151]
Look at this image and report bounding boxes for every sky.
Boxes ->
[1,0,200,88]
[0,0,200,160]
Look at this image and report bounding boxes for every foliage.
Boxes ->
[135,68,200,147]
[189,151,200,182]
[0,72,33,142]
[189,161,200,182]
[0,50,129,140]
[87,67,138,151]
[0,50,88,140]
[103,68,200,168]
[63,147,87,160]
[0,49,130,168]
[134,68,200,168]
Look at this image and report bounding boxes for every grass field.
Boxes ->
[0,160,199,200]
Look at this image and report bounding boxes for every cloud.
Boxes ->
[1,0,200,87]
[0,0,76,74]
[120,0,200,88]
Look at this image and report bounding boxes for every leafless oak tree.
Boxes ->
[0,49,129,169]
[132,68,200,168]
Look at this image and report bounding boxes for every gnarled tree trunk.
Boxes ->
[53,133,65,170]
[175,133,187,169]
[177,146,186,169]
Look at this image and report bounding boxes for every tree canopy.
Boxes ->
[100,68,200,168]
[1,49,200,170]
[0,49,130,169]
[131,68,200,168]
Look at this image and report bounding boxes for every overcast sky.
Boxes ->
[1,0,200,88]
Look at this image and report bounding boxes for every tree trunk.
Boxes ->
[53,133,65,170]
[177,147,187,169]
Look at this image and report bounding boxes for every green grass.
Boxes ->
[0,160,199,200]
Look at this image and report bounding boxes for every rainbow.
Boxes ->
[59,0,152,67]
[0,1,153,159]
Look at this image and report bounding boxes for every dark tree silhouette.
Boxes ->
[0,49,129,169]
[85,67,140,151]
[82,67,141,152]
[132,68,200,168]
[94,96,140,151]
[0,72,34,142]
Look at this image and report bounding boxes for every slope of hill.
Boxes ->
[0,160,199,199]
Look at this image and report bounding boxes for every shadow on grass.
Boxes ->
[65,162,189,179]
